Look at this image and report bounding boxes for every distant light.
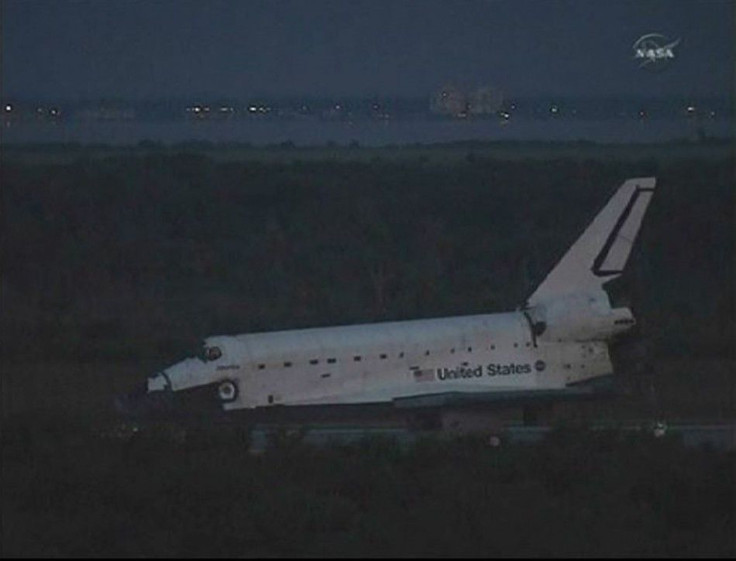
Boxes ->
[488,435,502,447]
[4,104,12,112]
[653,421,668,438]
[193,106,202,113]
[550,104,559,114]
[686,105,696,113]
[248,105,257,113]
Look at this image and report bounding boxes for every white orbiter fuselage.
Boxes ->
[143,177,656,413]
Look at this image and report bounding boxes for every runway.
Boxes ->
[247,422,736,453]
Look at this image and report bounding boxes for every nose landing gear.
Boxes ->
[217,380,239,403]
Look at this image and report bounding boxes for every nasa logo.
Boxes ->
[534,360,546,372]
[632,33,680,73]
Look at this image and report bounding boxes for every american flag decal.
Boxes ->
[412,368,435,382]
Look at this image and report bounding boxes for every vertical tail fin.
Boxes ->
[527,177,656,307]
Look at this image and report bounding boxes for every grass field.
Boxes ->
[2,413,734,557]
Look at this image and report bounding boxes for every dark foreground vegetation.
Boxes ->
[1,144,734,556]
[2,423,734,557]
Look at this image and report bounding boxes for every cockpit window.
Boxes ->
[199,346,222,362]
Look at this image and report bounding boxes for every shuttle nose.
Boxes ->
[147,372,171,392]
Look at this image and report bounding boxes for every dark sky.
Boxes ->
[2,0,734,100]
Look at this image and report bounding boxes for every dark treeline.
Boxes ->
[2,153,733,366]
[2,424,734,556]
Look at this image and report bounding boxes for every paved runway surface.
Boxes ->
[248,422,736,452]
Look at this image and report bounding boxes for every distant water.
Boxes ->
[2,115,732,146]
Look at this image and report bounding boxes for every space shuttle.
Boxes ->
[123,177,656,424]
